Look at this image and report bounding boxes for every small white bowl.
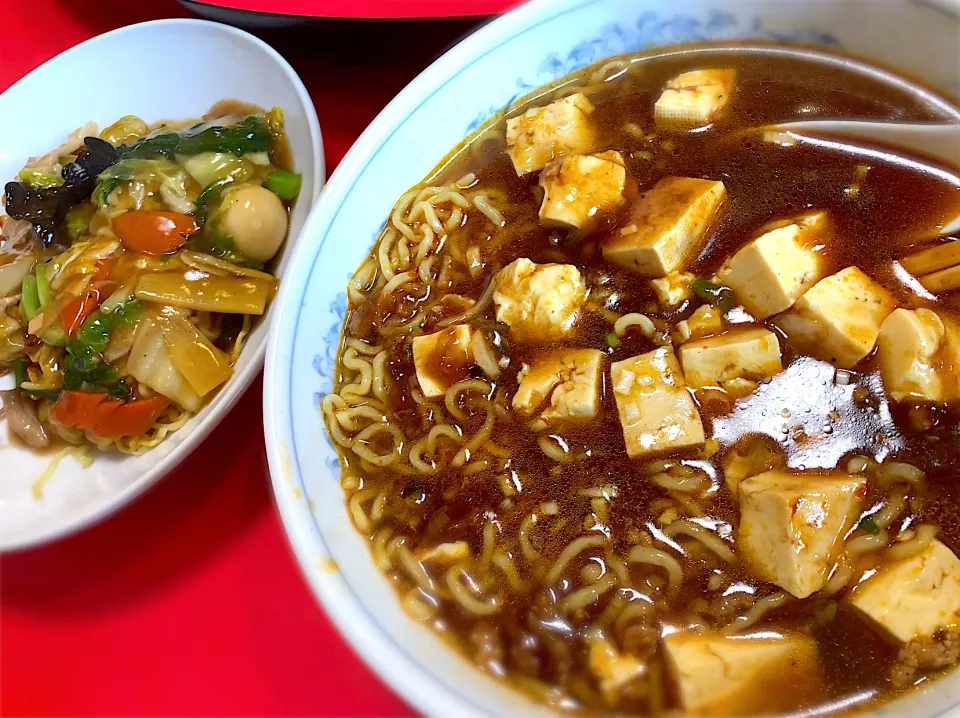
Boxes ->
[0,18,323,551]
[265,0,960,715]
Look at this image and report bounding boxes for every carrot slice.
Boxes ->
[92,256,118,283]
[93,396,169,438]
[60,288,103,338]
[49,391,169,437]
[49,390,107,430]
[112,211,198,256]
[58,256,121,338]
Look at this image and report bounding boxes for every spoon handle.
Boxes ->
[772,120,960,170]
[772,120,960,235]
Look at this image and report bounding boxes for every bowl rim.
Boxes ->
[1,16,324,552]
[263,0,960,715]
[264,1,571,711]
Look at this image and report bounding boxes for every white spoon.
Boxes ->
[768,120,960,235]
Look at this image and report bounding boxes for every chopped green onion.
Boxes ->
[13,359,28,388]
[264,170,302,201]
[35,261,54,307]
[62,352,122,391]
[605,332,621,348]
[16,363,61,399]
[27,388,61,402]
[20,268,67,345]
[858,516,880,535]
[691,278,736,313]
[20,274,40,320]
[70,300,143,359]
[40,323,69,347]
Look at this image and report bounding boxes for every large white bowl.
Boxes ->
[0,18,324,551]
[264,0,960,715]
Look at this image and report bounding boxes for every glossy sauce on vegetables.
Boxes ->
[1,101,299,457]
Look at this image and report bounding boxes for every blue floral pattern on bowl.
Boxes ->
[320,8,847,393]
[312,291,347,397]
[466,10,841,132]
[269,1,960,716]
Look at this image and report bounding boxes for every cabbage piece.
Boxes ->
[18,169,63,189]
[156,307,232,396]
[1,218,41,296]
[135,272,272,315]
[181,152,254,189]
[126,315,202,412]
[98,284,135,314]
[103,321,139,363]
[94,158,195,211]
[47,235,121,296]
[0,312,26,363]
[100,115,148,146]
[64,203,96,242]
[0,252,37,297]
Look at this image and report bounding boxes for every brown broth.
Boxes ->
[333,46,960,715]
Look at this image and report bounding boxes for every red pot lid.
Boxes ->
[186,0,520,19]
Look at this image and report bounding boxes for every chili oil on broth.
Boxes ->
[324,45,960,716]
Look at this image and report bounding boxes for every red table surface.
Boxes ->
[0,1,486,714]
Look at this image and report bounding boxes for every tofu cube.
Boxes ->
[492,258,587,342]
[673,304,724,345]
[654,69,736,125]
[877,308,947,402]
[538,151,629,231]
[716,212,829,319]
[587,629,647,701]
[602,177,726,277]
[513,349,604,430]
[611,347,705,459]
[738,471,866,599]
[875,309,960,404]
[663,631,821,716]
[848,539,960,644]
[505,93,596,175]
[651,271,695,309]
[679,327,782,389]
[775,266,897,369]
[412,325,474,398]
